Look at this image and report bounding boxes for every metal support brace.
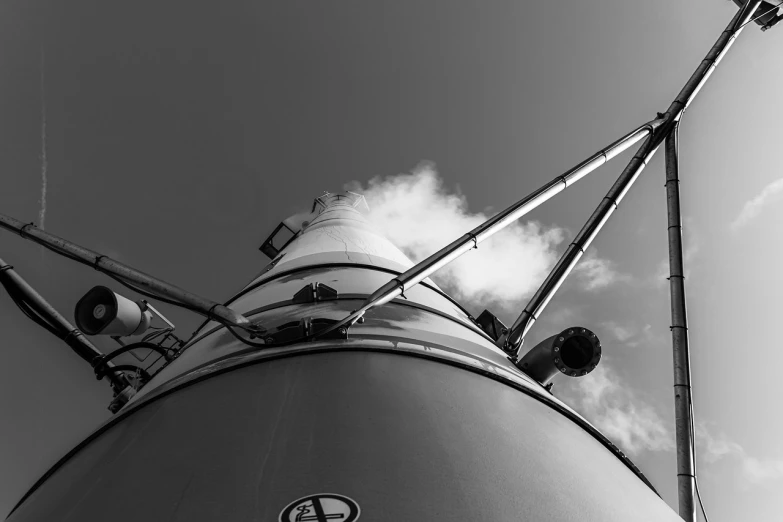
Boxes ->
[316,118,664,338]
[0,213,260,334]
[499,0,763,358]
[499,132,662,356]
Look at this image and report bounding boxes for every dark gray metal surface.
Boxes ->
[8,352,680,522]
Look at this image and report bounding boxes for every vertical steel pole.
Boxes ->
[501,134,662,353]
[665,124,696,521]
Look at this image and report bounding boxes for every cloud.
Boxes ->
[348,163,566,307]
[573,251,631,291]
[742,457,783,484]
[556,365,783,485]
[557,364,673,456]
[600,321,636,343]
[730,177,783,232]
[349,163,628,310]
[696,424,783,486]
[697,423,745,463]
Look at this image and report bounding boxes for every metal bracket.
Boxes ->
[265,317,348,344]
[292,283,338,304]
[259,222,297,259]
[475,309,509,342]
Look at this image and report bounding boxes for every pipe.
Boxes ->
[324,118,664,331]
[0,256,129,391]
[0,214,258,333]
[666,124,696,522]
[500,135,662,354]
[516,326,602,385]
[664,0,762,121]
[500,0,763,356]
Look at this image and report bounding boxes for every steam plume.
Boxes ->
[348,163,565,309]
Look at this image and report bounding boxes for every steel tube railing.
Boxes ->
[323,118,664,332]
[500,0,762,357]
[0,214,257,332]
[499,134,662,353]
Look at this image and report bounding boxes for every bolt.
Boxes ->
[265,337,274,344]
[554,346,559,352]
[339,328,347,335]
[554,357,560,364]
[559,337,564,342]
[568,330,574,335]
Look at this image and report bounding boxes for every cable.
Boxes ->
[1,282,66,337]
[688,387,712,522]
[223,314,355,349]
[13,228,238,330]
[95,364,151,382]
[12,225,274,348]
[93,342,173,368]
[141,328,170,344]
[105,273,270,343]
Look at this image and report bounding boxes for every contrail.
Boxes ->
[39,44,48,231]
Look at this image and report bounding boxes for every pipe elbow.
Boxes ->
[516,326,602,385]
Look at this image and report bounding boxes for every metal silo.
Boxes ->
[1,2,778,520]
[4,193,680,521]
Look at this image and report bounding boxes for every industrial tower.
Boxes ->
[1,1,779,521]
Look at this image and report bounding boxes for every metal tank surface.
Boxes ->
[7,194,680,522]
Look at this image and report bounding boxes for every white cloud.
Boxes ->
[730,177,783,232]
[696,423,783,486]
[349,163,628,309]
[555,364,783,486]
[557,365,674,456]
[573,252,631,291]
[742,457,783,484]
[696,423,745,463]
[348,163,566,307]
[601,321,636,343]
[596,322,656,350]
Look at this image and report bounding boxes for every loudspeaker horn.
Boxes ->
[74,286,152,336]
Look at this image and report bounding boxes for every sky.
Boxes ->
[0,0,782,519]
